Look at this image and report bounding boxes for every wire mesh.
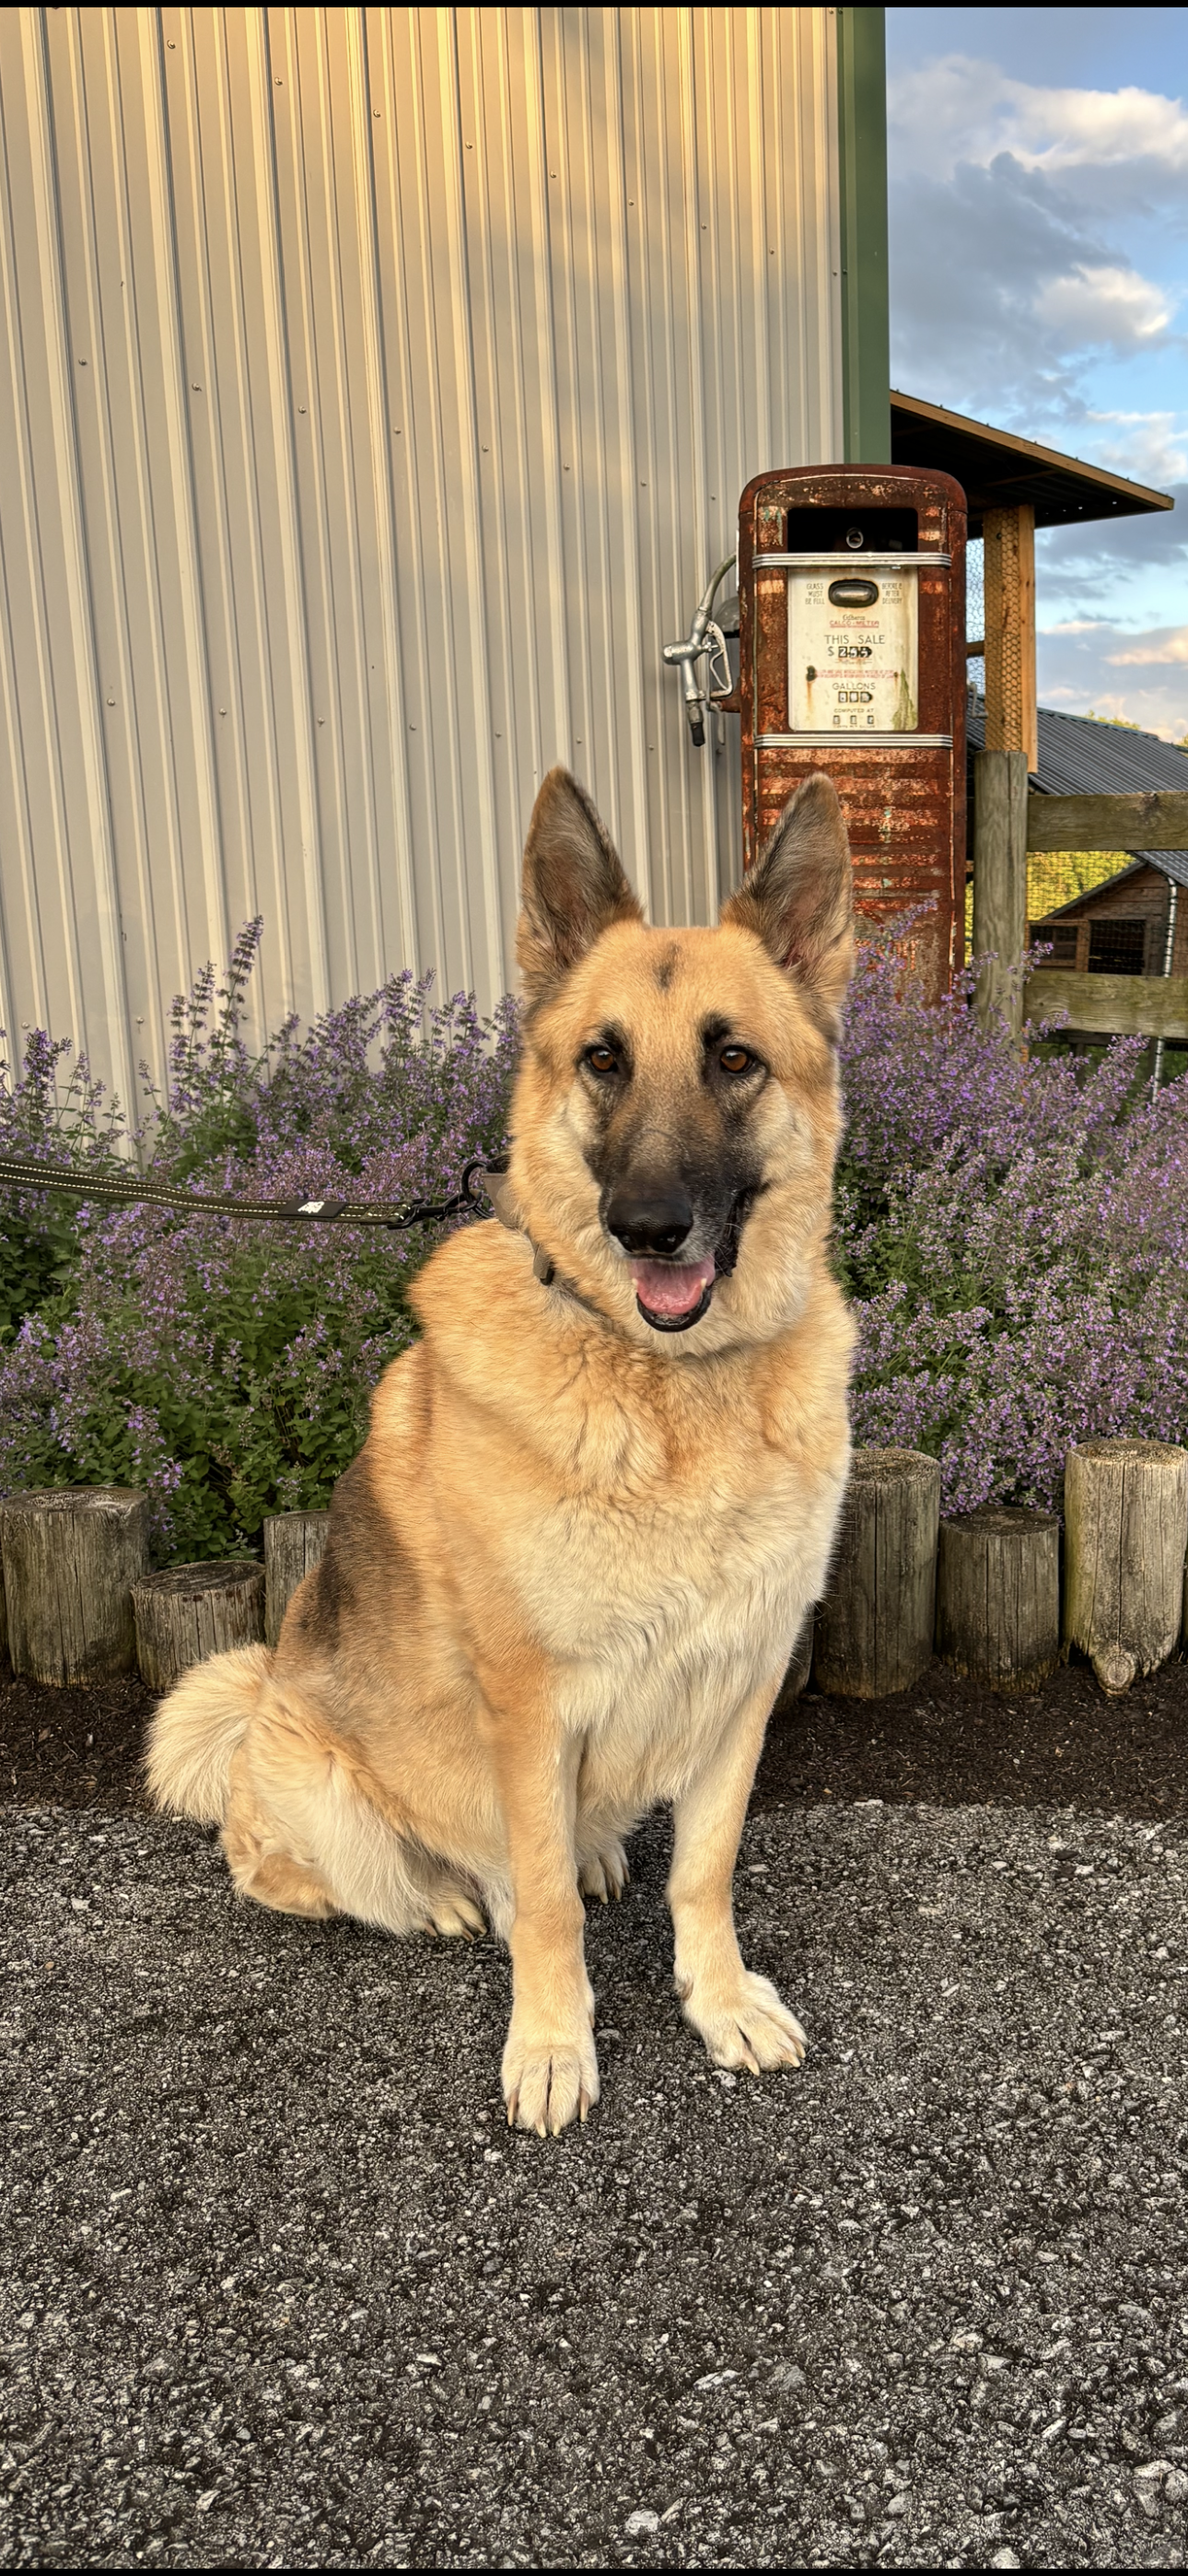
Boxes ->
[966,535,984,713]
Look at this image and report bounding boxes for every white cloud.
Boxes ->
[889,36,1188,650]
[1106,626,1188,666]
[1037,618,1188,739]
[889,58,1188,185]
[1033,265,1173,352]
[889,150,1175,431]
[1083,411,1188,485]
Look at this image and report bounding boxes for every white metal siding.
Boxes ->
[0,6,844,1100]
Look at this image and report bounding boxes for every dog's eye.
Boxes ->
[719,1044,754,1076]
[584,1044,619,1077]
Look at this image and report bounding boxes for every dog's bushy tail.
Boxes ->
[145,1645,273,1823]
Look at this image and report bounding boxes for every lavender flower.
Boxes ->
[0,919,1182,1555]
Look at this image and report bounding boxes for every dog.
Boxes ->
[147,766,856,2135]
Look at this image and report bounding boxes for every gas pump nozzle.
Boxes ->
[663,554,737,747]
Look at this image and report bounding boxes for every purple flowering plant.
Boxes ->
[836,932,1188,1511]
[0,918,1182,1558]
[0,926,517,1557]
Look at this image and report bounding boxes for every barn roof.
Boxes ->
[967,697,1188,798]
[891,392,1173,535]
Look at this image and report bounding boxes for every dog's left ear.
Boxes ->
[518,767,644,1001]
[720,773,853,1039]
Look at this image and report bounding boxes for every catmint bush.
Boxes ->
[0,931,517,1556]
[837,935,1188,1511]
[0,919,1183,1556]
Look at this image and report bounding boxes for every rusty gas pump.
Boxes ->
[670,463,967,990]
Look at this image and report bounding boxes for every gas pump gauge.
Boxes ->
[788,563,918,734]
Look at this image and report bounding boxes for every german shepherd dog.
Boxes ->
[148,767,855,2134]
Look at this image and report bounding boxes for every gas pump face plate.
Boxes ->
[787,563,918,736]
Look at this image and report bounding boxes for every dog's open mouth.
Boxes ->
[630,1255,716,1333]
[627,1192,755,1332]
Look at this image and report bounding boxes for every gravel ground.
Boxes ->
[4,1686,1188,2570]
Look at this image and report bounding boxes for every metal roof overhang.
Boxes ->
[891,392,1174,537]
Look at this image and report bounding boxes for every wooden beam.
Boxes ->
[1027,791,1188,852]
[973,749,1029,1038]
[1025,968,1188,1042]
[984,504,1037,771]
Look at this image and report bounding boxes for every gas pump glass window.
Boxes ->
[787,516,919,735]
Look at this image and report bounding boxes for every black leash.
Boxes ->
[0,1149,506,1233]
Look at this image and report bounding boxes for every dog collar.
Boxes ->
[482,1170,558,1286]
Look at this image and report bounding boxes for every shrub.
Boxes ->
[0,919,1183,1555]
[0,929,517,1557]
[837,935,1188,1511]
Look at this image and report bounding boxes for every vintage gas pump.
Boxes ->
[671,463,967,989]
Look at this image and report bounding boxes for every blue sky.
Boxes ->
[886,7,1188,735]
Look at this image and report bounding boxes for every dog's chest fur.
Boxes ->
[527,1402,844,1797]
[413,1247,852,1807]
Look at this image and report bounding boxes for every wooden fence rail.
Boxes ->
[1025,790,1188,853]
[1024,969,1188,1044]
[974,754,1188,1043]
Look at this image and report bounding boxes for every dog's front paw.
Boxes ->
[502,2009,600,2137]
[679,1968,807,2075]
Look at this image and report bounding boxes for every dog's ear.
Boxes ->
[720,773,853,1038]
[518,767,644,1000]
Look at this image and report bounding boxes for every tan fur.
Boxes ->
[147,769,856,2133]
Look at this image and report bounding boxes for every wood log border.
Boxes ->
[0,1464,1182,1709]
[796,1440,1187,1703]
[132,1559,265,1692]
[263,1511,332,1649]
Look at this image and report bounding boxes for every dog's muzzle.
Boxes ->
[631,1191,754,1334]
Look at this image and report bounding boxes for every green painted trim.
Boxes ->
[836,7,891,463]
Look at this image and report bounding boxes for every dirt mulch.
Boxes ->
[757,1650,1188,1820]
[1,1650,1185,1822]
[0,1671,156,1812]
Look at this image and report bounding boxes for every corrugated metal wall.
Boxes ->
[0,7,844,1103]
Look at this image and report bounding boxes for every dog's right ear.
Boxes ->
[518,767,643,1001]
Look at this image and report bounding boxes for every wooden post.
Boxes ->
[1064,1438,1188,1694]
[936,1507,1060,1692]
[263,1510,331,1648]
[813,1449,940,1698]
[973,747,1030,1039]
[984,502,1036,771]
[133,1559,265,1692]
[0,1487,149,1685]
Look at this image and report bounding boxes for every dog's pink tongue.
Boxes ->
[630,1255,715,1317]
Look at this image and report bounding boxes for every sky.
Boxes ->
[886,6,1188,736]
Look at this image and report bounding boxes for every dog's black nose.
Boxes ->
[605,1186,693,1259]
